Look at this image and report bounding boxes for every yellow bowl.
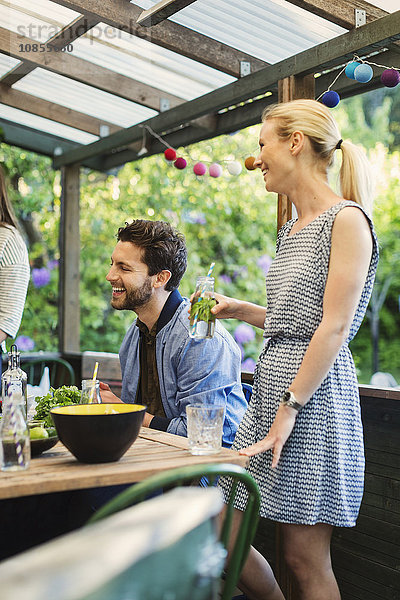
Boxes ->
[50,403,146,463]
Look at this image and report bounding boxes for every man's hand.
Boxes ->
[99,381,123,403]
[142,412,154,427]
[239,404,297,468]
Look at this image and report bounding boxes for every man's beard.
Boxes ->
[111,277,153,312]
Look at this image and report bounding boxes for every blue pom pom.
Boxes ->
[345,61,361,79]
[321,91,340,108]
[354,63,373,83]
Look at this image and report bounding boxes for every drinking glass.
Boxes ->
[186,404,224,455]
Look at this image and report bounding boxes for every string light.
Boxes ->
[137,124,258,178]
[318,54,400,108]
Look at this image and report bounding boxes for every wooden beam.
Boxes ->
[1,14,100,87]
[0,85,119,136]
[59,165,81,353]
[283,0,389,30]
[0,27,184,111]
[53,10,400,169]
[137,0,198,27]
[0,118,79,158]
[51,0,268,77]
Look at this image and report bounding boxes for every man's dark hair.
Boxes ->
[117,220,187,291]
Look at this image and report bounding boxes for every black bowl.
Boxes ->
[50,403,146,463]
[30,436,59,457]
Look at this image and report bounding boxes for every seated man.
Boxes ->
[100,219,247,447]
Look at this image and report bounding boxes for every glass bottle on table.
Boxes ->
[0,391,30,471]
[1,344,28,418]
[189,276,216,339]
[80,379,102,404]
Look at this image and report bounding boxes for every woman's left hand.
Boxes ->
[239,404,297,468]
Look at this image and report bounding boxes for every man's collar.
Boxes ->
[135,289,183,335]
[156,289,183,333]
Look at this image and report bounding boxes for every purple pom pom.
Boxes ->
[381,69,400,88]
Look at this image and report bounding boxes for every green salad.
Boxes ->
[34,385,81,427]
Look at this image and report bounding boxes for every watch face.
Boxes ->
[283,391,291,403]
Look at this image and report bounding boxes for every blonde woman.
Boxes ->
[215,99,378,600]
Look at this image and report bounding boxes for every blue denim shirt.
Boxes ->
[119,298,247,446]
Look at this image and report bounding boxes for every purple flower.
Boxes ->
[32,267,51,288]
[219,274,232,285]
[15,335,35,352]
[257,254,272,275]
[232,266,248,280]
[241,358,256,372]
[182,211,206,225]
[234,323,256,345]
[47,259,59,270]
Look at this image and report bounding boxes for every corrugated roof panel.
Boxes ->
[14,69,158,128]
[1,0,80,43]
[0,104,98,144]
[70,24,235,101]
[135,0,346,63]
[367,0,397,10]
[0,55,20,78]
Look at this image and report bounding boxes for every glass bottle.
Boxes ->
[189,276,216,339]
[0,392,30,471]
[1,345,28,418]
[80,379,102,404]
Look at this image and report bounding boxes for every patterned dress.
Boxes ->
[220,201,378,527]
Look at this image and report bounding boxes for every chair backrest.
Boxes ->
[23,357,75,388]
[0,488,224,600]
[88,463,260,600]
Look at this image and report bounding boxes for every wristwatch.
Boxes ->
[280,391,303,412]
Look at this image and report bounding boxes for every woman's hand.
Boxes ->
[239,404,297,468]
[211,292,241,319]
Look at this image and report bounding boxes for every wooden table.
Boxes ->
[0,427,249,500]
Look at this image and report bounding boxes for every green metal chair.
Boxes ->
[22,356,75,388]
[88,463,260,600]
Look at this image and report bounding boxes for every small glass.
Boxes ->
[189,276,216,339]
[80,380,102,404]
[186,404,224,455]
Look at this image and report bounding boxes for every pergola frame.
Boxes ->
[0,3,399,355]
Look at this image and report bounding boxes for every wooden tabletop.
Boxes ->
[0,428,249,500]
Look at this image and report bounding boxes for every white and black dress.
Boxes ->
[220,201,379,527]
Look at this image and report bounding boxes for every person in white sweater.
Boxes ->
[0,166,30,351]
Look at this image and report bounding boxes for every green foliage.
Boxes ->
[190,297,217,324]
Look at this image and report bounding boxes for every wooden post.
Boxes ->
[274,73,315,600]
[276,74,315,233]
[59,164,80,352]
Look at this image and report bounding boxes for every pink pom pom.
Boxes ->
[174,157,187,170]
[209,163,222,178]
[193,162,207,176]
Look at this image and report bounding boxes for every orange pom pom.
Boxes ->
[244,156,256,171]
